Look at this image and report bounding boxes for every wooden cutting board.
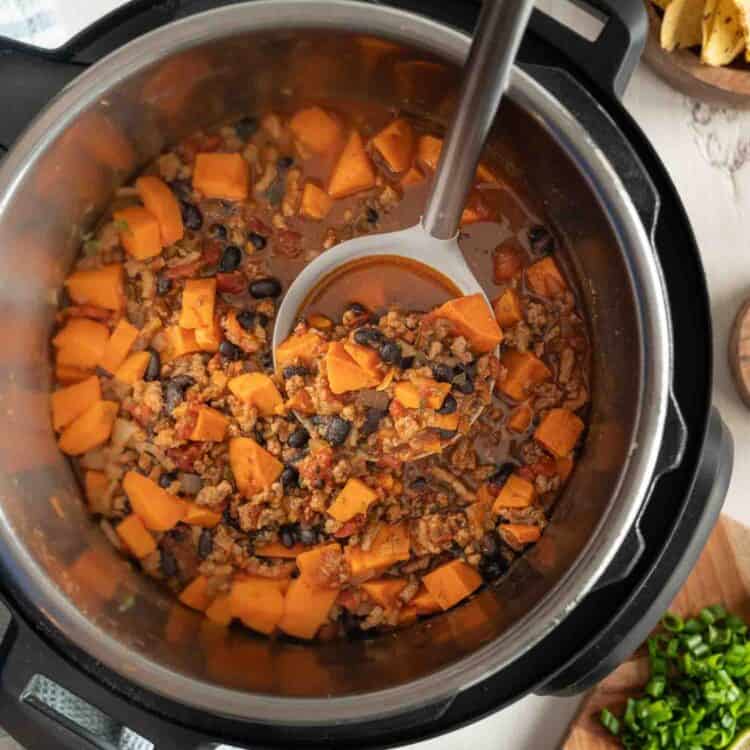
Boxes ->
[563,515,750,749]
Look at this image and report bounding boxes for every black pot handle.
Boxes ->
[530,0,647,98]
[0,587,226,750]
[539,407,733,695]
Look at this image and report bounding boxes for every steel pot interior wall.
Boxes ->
[0,2,663,725]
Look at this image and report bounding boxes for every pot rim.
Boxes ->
[0,0,671,725]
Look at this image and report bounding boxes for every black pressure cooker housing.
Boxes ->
[0,1,733,748]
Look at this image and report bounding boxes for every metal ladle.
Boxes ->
[272,0,534,455]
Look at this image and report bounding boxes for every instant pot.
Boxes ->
[0,1,734,748]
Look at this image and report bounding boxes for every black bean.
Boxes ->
[235,116,258,140]
[279,525,296,548]
[282,365,308,379]
[280,465,299,491]
[410,477,428,492]
[346,302,368,317]
[161,549,178,578]
[453,377,474,395]
[265,178,285,206]
[248,232,267,250]
[249,277,282,299]
[277,155,294,170]
[198,529,213,559]
[479,556,506,582]
[180,201,203,231]
[159,471,178,489]
[379,340,402,365]
[437,394,457,415]
[219,340,242,361]
[360,408,386,437]
[257,313,269,327]
[353,327,384,347]
[164,377,193,413]
[432,362,454,383]
[288,427,310,449]
[437,428,457,440]
[209,223,228,240]
[219,244,242,273]
[156,275,172,296]
[222,507,242,531]
[253,427,266,446]
[528,224,555,255]
[366,207,379,224]
[326,416,351,446]
[401,356,415,370]
[168,524,188,541]
[480,532,499,558]
[169,179,193,201]
[260,351,274,372]
[488,462,515,488]
[144,350,161,382]
[298,527,317,546]
[236,310,256,330]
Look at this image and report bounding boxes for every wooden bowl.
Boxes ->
[644,4,750,108]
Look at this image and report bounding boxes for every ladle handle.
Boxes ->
[422,0,535,240]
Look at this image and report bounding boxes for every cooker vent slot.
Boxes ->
[20,674,153,750]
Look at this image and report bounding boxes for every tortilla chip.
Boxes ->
[661,0,704,51]
[702,0,745,65]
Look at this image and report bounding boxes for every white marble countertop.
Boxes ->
[2,1,750,748]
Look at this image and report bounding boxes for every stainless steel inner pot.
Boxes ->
[0,0,670,725]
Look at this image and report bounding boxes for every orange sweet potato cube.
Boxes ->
[422,559,482,610]
[371,118,414,173]
[122,471,185,531]
[507,404,532,433]
[183,503,222,527]
[534,408,584,458]
[190,406,228,442]
[394,377,450,410]
[58,400,118,456]
[493,288,522,328]
[343,341,381,376]
[116,513,157,558]
[557,456,575,482]
[164,326,200,360]
[492,474,535,513]
[345,523,410,578]
[362,578,408,609]
[498,350,551,401]
[115,352,151,385]
[499,523,541,546]
[53,318,109,371]
[64,264,124,311]
[193,152,249,201]
[300,181,333,220]
[114,206,162,260]
[255,541,306,558]
[401,165,424,187]
[430,294,502,353]
[289,106,342,154]
[229,437,283,498]
[278,575,338,640]
[136,175,184,246]
[51,375,101,431]
[417,134,442,170]
[228,373,283,416]
[230,577,287,635]
[526,257,567,298]
[194,317,222,353]
[98,318,139,374]
[179,278,216,329]
[275,330,325,369]
[179,575,212,611]
[429,411,460,431]
[205,593,234,627]
[326,341,378,394]
[56,364,92,385]
[328,130,376,199]
[296,543,343,584]
[411,585,442,615]
[328,478,378,522]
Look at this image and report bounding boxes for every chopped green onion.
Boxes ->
[600,708,620,735]
[663,612,684,632]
